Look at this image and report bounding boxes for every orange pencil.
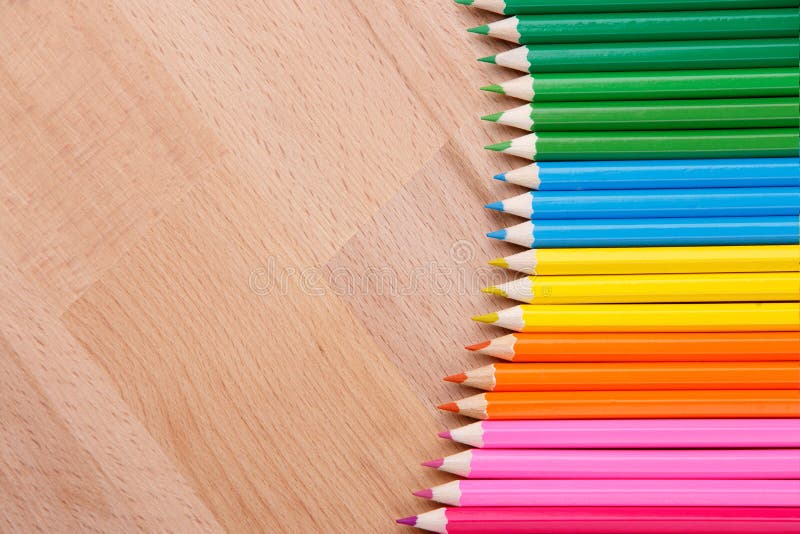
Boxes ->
[444,362,800,392]
[466,331,800,362]
[438,390,800,420]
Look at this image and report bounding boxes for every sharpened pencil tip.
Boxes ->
[396,516,417,526]
[485,140,511,151]
[438,430,452,439]
[468,25,490,35]
[444,373,467,384]
[438,402,460,413]
[422,458,444,468]
[493,172,507,181]
[465,340,490,351]
[481,84,505,94]
[413,489,434,499]
[454,0,473,4]
[481,111,503,123]
[486,229,507,240]
[485,201,503,211]
[478,55,497,64]
[473,312,499,324]
[488,257,509,268]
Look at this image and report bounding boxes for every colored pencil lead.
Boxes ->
[444,372,467,384]
[438,402,459,413]
[478,54,496,64]
[454,0,472,4]
[413,489,433,499]
[484,201,503,211]
[484,140,510,151]
[465,340,490,351]
[437,430,452,439]
[472,312,499,324]
[482,286,508,297]
[468,25,490,35]
[488,257,508,268]
[492,172,507,181]
[481,83,505,94]
[395,516,416,526]
[485,229,506,240]
[421,458,444,468]
[481,111,503,122]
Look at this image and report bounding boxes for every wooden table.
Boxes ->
[0,2,527,531]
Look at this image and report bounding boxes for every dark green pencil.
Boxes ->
[456,0,799,15]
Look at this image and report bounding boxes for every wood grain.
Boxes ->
[0,1,525,532]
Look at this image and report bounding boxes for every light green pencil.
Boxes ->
[456,0,799,15]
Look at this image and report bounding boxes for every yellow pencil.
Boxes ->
[483,272,800,304]
[489,245,800,276]
[472,302,800,332]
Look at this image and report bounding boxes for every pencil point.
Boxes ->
[482,286,508,297]
[465,340,490,351]
[472,312,499,324]
[413,488,434,499]
[488,257,509,268]
[438,430,452,439]
[468,25,490,35]
[444,372,467,384]
[485,140,511,151]
[481,83,505,94]
[478,55,497,64]
[438,402,460,413]
[481,111,503,123]
[454,0,473,4]
[422,458,444,468]
[493,172,507,181]
[486,229,507,240]
[485,201,503,211]
[396,516,417,526]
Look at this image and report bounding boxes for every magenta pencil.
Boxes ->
[423,448,800,479]
[441,419,800,449]
[397,507,800,534]
[415,479,800,507]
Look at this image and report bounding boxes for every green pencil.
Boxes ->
[480,38,799,73]
[484,129,799,161]
[482,68,800,102]
[456,0,798,15]
[469,9,799,44]
[481,97,799,132]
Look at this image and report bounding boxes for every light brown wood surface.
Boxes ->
[0,2,526,532]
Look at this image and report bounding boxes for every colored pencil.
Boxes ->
[479,39,798,73]
[489,245,800,276]
[456,0,799,15]
[485,187,800,219]
[466,332,800,362]
[424,448,800,479]
[482,98,799,132]
[442,419,800,448]
[444,362,800,391]
[484,68,800,102]
[481,272,800,305]
[484,129,798,161]
[398,506,800,534]
[472,303,800,332]
[438,390,800,420]
[494,158,800,190]
[415,479,800,507]
[470,10,799,45]
[486,216,800,248]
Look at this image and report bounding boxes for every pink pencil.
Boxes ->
[397,507,800,534]
[440,419,800,449]
[414,479,800,507]
[423,448,800,479]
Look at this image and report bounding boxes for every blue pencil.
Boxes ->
[494,157,800,190]
[486,186,800,219]
[486,216,800,248]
